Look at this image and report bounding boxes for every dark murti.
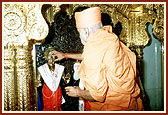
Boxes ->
[36,9,83,111]
[36,6,122,111]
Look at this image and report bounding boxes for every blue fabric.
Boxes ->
[37,90,43,111]
[35,45,38,51]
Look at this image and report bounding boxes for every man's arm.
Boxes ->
[65,86,96,102]
[50,50,82,61]
[65,53,82,61]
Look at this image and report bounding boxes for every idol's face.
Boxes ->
[47,52,55,67]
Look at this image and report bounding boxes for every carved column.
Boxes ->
[3,3,48,111]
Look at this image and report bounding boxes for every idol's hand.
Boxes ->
[36,79,42,87]
[65,86,81,97]
[49,50,64,61]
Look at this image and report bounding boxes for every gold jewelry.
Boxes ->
[62,72,71,84]
[42,86,55,99]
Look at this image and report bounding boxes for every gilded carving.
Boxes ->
[4,4,26,46]
[43,4,61,26]
[3,3,164,111]
[3,3,48,111]
[27,4,49,42]
[62,4,161,47]
[152,4,164,42]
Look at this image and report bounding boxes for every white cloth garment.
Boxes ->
[73,62,85,111]
[38,63,64,92]
[73,62,80,80]
[79,80,85,111]
[61,95,66,104]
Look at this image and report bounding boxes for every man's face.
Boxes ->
[77,28,88,45]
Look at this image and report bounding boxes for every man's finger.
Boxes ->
[50,51,58,55]
[65,86,73,90]
[54,58,62,62]
[54,57,64,62]
[54,59,60,62]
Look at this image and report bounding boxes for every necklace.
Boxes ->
[42,86,54,98]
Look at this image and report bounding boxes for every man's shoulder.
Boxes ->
[96,28,119,42]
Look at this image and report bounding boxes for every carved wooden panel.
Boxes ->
[3,3,48,111]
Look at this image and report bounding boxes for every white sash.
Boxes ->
[38,63,64,92]
[73,62,85,111]
[73,62,80,80]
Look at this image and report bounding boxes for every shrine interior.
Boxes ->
[3,3,165,111]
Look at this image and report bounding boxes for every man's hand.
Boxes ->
[49,50,64,61]
[65,86,96,102]
[65,86,81,97]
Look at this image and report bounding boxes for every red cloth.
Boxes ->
[42,83,62,111]
[84,100,91,111]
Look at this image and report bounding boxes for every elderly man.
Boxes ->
[51,7,143,111]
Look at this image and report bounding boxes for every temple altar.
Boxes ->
[2,3,165,111]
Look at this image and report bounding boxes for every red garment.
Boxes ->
[42,83,62,111]
[84,100,91,111]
